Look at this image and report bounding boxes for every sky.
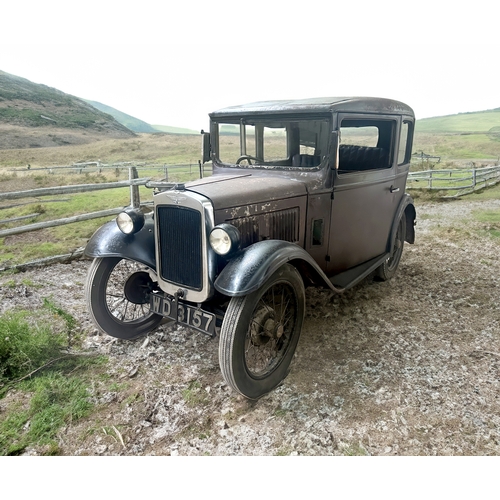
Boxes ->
[1,1,499,130]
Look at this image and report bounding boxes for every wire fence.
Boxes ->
[6,160,205,181]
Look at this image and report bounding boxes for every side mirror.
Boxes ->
[201,130,211,164]
[329,130,339,170]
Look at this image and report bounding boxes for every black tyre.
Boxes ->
[376,215,406,281]
[85,257,163,340]
[219,264,305,399]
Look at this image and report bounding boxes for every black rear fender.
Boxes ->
[388,194,416,250]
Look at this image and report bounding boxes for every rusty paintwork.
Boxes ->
[202,97,416,286]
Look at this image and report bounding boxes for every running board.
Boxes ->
[329,253,389,290]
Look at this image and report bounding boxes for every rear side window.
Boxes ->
[398,120,413,165]
[338,118,395,172]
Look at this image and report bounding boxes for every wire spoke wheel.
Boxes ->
[245,283,297,376]
[219,264,305,399]
[85,257,163,340]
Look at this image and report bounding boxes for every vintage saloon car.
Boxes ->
[84,97,416,399]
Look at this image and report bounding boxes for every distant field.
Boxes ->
[416,109,500,133]
[413,132,500,164]
[1,106,500,266]
[1,128,499,173]
[152,125,199,135]
[0,133,202,169]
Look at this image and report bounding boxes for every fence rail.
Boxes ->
[0,163,208,269]
[407,165,500,197]
[7,160,204,180]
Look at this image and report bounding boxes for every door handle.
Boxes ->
[390,185,400,193]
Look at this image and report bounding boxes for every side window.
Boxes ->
[338,118,395,172]
[262,126,287,162]
[398,120,412,165]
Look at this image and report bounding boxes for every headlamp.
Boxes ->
[209,224,241,256]
[116,208,145,235]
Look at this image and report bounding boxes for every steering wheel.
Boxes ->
[236,155,260,165]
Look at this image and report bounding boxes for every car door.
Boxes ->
[327,114,404,275]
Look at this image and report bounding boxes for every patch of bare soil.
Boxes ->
[1,197,500,455]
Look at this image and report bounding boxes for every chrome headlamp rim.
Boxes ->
[209,223,241,256]
[116,208,145,235]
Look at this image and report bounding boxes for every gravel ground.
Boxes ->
[1,196,500,456]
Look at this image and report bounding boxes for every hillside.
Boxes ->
[85,100,159,134]
[0,70,135,149]
[416,108,500,133]
[151,124,199,135]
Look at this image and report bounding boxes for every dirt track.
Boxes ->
[1,196,500,455]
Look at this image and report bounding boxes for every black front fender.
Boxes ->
[84,216,156,270]
[214,240,340,297]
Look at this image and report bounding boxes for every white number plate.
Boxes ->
[150,294,215,335]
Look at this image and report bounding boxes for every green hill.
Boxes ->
[85,101,199,135]
[86,100,159,134]
[416,108,500,134]
[152,124,199,135]
[0,70,134,149]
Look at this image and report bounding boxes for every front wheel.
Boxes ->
[376,215,406,281]
[85,257,163,340]
[219,264,305,399]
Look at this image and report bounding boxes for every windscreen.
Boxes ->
[216,118,330,168]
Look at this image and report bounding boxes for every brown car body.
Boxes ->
[85,96,416,399]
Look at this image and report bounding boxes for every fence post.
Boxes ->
[428,171,432,189]
[129,166,140,208]
[472,167,477,189]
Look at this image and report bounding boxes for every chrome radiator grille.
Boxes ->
[156,205,203,290]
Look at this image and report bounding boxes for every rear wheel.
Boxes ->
[85,257,163,340]
[376,215,406,281]
[219,264,305,399]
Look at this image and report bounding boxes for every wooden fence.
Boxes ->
[0,162,207,270]
[407,165,500,197]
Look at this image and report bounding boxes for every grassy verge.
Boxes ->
[0,301,106,456]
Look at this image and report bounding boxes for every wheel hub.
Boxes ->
[251,307,283,345]
[123,271,155,304]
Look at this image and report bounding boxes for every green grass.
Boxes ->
[0,304,106,455]
[342,442,370,456]
[413,133,500,162]
[182,380,209,407]
[473,208,500,239]
[0,134,203,168]
[0,165,207,266]
[416,109,500,134]
[0,309,66,381]
[1,373,93,455]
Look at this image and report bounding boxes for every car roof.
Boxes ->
[210,96,414,119]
